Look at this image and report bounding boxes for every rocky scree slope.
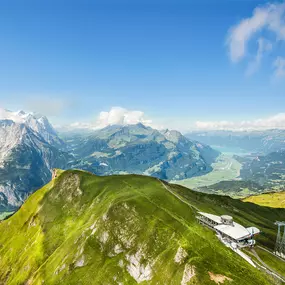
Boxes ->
[0,170,283,285]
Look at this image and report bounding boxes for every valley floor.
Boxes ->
[172,154,242,189]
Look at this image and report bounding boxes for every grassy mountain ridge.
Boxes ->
[0,170,283,284]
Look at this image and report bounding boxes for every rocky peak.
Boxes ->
[161,129,186,144]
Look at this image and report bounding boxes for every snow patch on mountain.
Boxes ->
[0,108,62,147]
[0,108,70,210]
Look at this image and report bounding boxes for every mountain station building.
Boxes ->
[197,212,260,248]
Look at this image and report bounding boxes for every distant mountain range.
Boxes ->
[186,130,285,154]
[63,123,219,180]
[3,108,285,213]
[0,109,219,212]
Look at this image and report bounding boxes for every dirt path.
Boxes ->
[159,180,200,212]
[250,248,285,283]
[257,245,285,263]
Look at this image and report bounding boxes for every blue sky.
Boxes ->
[0,0,284,131]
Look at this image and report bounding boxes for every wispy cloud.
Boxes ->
[195,113,285,131]
[246,37,272,76]
[273,56,285,78]
[227,1,285,76]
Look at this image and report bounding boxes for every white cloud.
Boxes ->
[273,56,285,77]
[227,5,269,62]
[65,108,285,133]
[195,113,285,131]
[68,107,153,130]
[227,1,285,75]
[246,37,272,76]
[96,107,152,128]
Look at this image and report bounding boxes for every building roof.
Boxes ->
[215,223,251,240]
[198,212,222,224]
[221,215,233,221]
[246,227,260,235]
[198,211,258,241]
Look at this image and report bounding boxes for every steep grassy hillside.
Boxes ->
[244,191,285,208]
[0,170,283,285]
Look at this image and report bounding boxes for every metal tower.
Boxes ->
[281,225,285,256]
[274,221,285,258]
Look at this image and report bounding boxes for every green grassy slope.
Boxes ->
[243,191,285,208]
[0,170,282,285]
[255,247,285,277]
